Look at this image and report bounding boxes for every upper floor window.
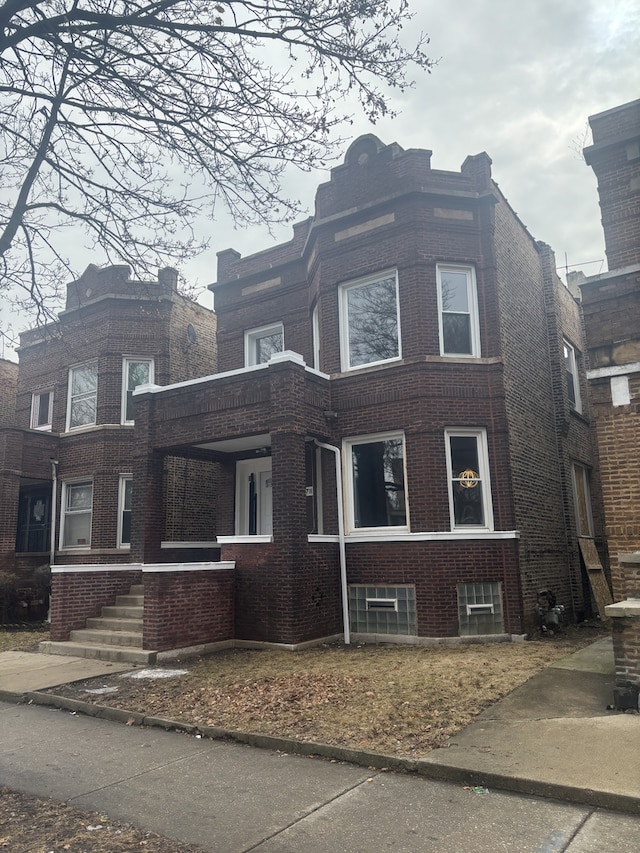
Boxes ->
[339,271,401,371]
[122,358,154,423]
[60,480,93,549]
[30,391,53,430]
[66,364,97,430]
[118,475,133,547]
[312,302,321,370]
[445,429,493,531]
[245,323,284,367]
[344,432,407,532]
[437,265,480,357]
[563,340,582,413]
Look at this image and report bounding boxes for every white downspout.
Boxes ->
[49,459,58,567]
[314,439,350,645]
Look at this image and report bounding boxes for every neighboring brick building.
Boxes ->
[0,265,217,594]
[580,99,640,700]
[581,99,640,598]
[129,135,603,648]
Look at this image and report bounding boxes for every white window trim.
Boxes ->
[30,390,53,430]
[66,362,97,431]
[312,301,320,371]
[121,357,155,424]
[59,479,93,550]
[339,269,402,372]
[564,339,582,413]
[436,264,481,358]
[343,431,409,535]
[117,474,133,549]
[244,322,284,367]
[445,428,494,532]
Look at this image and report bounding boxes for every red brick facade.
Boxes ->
[3,134,606,649]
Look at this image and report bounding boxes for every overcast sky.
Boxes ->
[2,0,639,359]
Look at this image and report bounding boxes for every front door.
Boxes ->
[235,458,273,536]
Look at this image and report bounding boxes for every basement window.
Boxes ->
[349,585,416,635]
[457,582,504,635]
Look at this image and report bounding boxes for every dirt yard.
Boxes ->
[0,623,606,851]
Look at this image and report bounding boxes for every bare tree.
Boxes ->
[0,0,433,335]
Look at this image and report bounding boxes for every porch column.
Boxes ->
[131,388,165,564]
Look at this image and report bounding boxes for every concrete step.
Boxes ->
[101,605,144,619]
[70,628,143,648]
[115,594,144,607]
[86,616,143,632]
[129,584,144,595]
[39,640,156,664]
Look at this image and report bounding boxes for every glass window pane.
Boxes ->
[71,366,97,395]
[352,438,405,528]
[347,276,398,367]
[70,396,96,428]
[127,361,150,391]
[450,436,484,527]
[67,483,92,510]
[440,271,469,312]
[37,393,51,425]
[255,331,283,363]
[442,313,472,354]
[63,512,91,547]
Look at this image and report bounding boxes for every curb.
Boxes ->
[5,689,640,816]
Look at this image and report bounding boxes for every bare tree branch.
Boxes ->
[0,0,434,323]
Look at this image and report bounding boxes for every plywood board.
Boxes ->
[578,538,613,619]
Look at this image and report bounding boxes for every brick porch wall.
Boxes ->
[606,554,640,690]
[49,565,142,641]
[142,563,235,651]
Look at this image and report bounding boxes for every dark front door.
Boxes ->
[16,487,51,553]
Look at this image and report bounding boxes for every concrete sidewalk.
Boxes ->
[0,637,638,816]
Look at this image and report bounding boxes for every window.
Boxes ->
[445,430,493,530]
[339,271,401,370]
[437,265,480,357]
[67,364,97,430]
[245,323,284,367]
[30,391,53,430]
[564,340,582,412]
[61,481,93,548]
[118,475,133,547]
[572,464,594,537]
[344,432,407,532]
[122,358,154,423]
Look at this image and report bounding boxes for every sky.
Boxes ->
[2,0,639,359]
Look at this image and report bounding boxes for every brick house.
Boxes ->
[579,99,640,696]
[2,135,606,657]
[0,265,217,625]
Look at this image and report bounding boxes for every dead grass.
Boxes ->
[0,786,207,852]
[0,624,49,653]
[0,624,606,851]
[43,626,606,758]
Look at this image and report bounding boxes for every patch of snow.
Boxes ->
[123,668,188,680]
[84,686,119,695]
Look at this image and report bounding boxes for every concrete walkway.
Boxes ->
[1,637,638,813]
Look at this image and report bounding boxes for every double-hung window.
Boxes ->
[61,480,93,548]
[118,475,133,547]
[122,358,154,423]
[563,340,582,413]
[344,432,407,532]
[339,270,401,370]
[30,391,53,430]
[67,364,97,430]
[437,265,480,357]
[445,430,493,531]
[245,323,284,367]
